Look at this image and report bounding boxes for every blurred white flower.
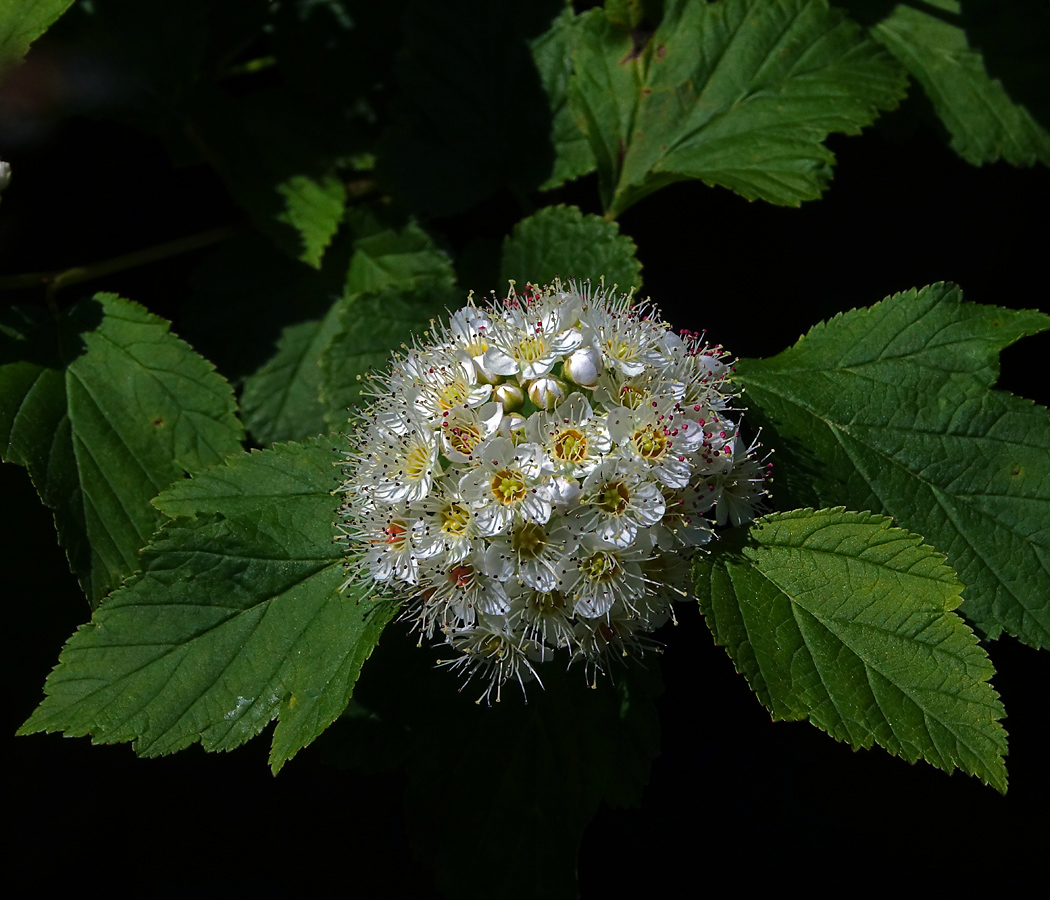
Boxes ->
[337,280,769,701]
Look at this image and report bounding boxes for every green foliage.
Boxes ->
[190,88,350,268]
[868,0,1050,166]
[530,3,598,190]
[238,217,454,444]
[19,438,396,774]
[568,0,908,217]
[735,284,1050,648]
[500,204,642,291]
[319,280,462,427]
[695,508,1008,792]
[0,0,74,76]
[0,294,243,607]
[5,1,1049,894]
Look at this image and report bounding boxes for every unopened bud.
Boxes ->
[493,382,524,412]
[563,347,603,388]
[527,375,568,410]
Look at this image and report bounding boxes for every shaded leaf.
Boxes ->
[569,0,908,217]
[530,4,597,190]
[319,281,463,428]
[190,87,353,267]
[0,294,243,607]
[695,507,1008,791]
[500,204,642,291]
[20,438,395,774]
[735,283,1050,647]
[871,0,1050,166]
[240,218,454,444]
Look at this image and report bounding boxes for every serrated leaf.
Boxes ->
[695,508,1008,791]
[342,217,455,294]
[20,438,396,774]
[240,301,348,445]
[500,204,642,291]
[379,0,563,216]
[0,0,75,77]
[274,174,347,268]
[530,4,598,190]
[568,0,907,217]
[190,87,352,267]
[0,294,243,607]
[735,283,1050,647]
[240,219,454,444]
[319,281,463,428]
[871,0,1050,166]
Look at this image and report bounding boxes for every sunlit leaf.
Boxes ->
[735,284,1050,647]
[500,204,642,290]
[20,438,395,774]
[695,507,1008,791]
[0,294,243,607]
[569,0,907,216]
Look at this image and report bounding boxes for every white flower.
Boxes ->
[458,437,556,535]
[338,280,769,701]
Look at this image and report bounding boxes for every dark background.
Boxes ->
[4,14,1049,899]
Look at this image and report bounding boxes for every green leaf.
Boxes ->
[239,218,454,444]
[568,0,907,217]
[694,507,1008,792]
[0,294,243,607]
[190,87,352,267]
[500,204,642,291]
[20,438,396,774]
[274,174,347,269]
[530,4,597,190]
[319,280,463,428]
[734,283,1050,647]
[342,215,456,294]
[0,0,75,77]
[871,0,1050,167]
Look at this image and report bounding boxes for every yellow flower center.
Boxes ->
[619,385,647,409]
[512,522,548,559]
[517,335,548,362]
[581,551,620,583]
[438,380,470,411]
[632,425,667,460]
[440,502,471,536]
[596,480,630,515]
[552,427,587,463]
[404,444,431,480]
[447,421,482,456]
[491,469,527,504]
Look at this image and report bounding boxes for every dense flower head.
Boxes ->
[337,280,770,701]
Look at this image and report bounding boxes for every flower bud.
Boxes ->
[527,375,568,410]
[563,347,603,388]
[493,382,524,412]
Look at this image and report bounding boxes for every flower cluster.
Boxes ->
[337,281,770,700]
